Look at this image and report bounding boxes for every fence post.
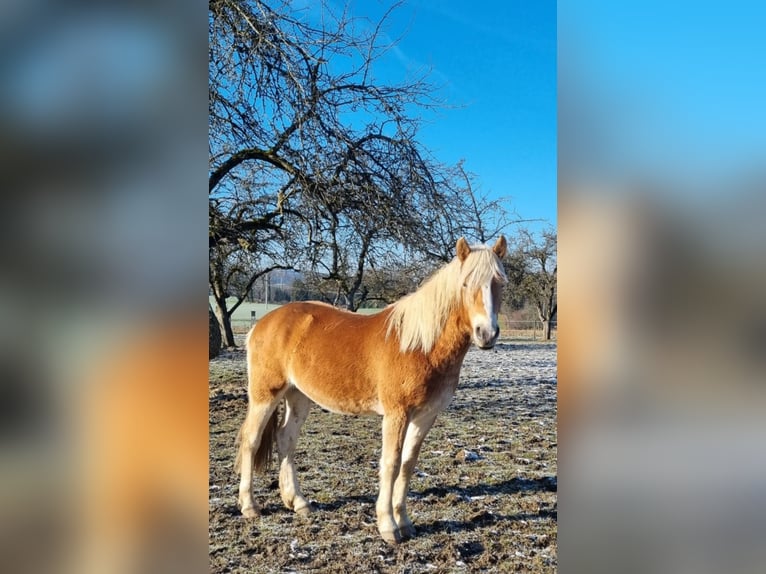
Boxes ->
[251,310,256,326]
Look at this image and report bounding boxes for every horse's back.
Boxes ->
[248,301,380,351]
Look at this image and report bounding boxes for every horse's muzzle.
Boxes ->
[475,325,500,349]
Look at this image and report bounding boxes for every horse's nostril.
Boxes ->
[475,326,482,337]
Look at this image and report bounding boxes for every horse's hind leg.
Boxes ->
[276,387,312,516]
[237,397,281,518]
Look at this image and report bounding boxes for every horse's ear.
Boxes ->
[492,236,508,259]
[456,237,471,262]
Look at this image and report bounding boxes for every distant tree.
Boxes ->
[501,249,528,312]
[360,259,433,306]
[291,279,310,302]
[298,253,439,311]
[503,229,557,340]
[270,287,289,303]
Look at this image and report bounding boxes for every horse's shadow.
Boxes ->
[310,494,376,513]
[413,475,557,535]
[223,493,377,517]
[226,475,557,536]
[416,475,557,499]
[418,508,556,538]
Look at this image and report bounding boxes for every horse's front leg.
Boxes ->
[376,410,408,544]
[392,410,439,540]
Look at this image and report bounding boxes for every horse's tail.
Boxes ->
[234,407,280,475]
[253,408,279,473]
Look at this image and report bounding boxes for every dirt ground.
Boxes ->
[209,340,557,573]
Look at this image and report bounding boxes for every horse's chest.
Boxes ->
[411,373,459,412]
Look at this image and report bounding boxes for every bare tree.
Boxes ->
[209,0,446,322]
[208,0,517,329]
[209,242,292,347]
[300,155,530,311]
[209,0,442,210]
[450,161,520,244]
[503,229,557,340]
[300,245,439,311]
[208,166,303,345]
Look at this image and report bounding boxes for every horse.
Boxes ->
[236,236,508,544]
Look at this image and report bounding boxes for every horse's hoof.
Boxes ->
[398,524,416,540]
[381,529,401,545]
[295,503,313,517]
[241,506,260,519]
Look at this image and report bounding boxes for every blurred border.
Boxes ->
[4,1,765,572]
[560,2,766,573]
[0,2,209,573]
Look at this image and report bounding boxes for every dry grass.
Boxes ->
[209,340,557,573]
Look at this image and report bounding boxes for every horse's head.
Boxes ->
[457,236,508,349]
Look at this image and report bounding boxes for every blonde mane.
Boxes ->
[386,246,507,353]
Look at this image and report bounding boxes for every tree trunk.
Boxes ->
[209,309,222,359]
[212,296,237,348]
[345,287,359,312]
[536,305,554,341]
[542,319,551,341]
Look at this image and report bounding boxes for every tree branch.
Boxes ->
[229,264,294,315]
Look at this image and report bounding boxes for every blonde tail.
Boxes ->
[254,409,279,473]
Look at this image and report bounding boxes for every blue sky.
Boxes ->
[558,1,766,190]
[348,0,557,237]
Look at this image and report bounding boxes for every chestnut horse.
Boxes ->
[236,236,508,544]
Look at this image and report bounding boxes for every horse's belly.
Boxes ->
[288,374,383,416]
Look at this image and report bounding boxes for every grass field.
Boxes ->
[209,339,557,572]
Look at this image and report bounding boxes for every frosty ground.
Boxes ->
[209,340,557,573]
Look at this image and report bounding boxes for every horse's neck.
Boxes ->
[425,307,472,371]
